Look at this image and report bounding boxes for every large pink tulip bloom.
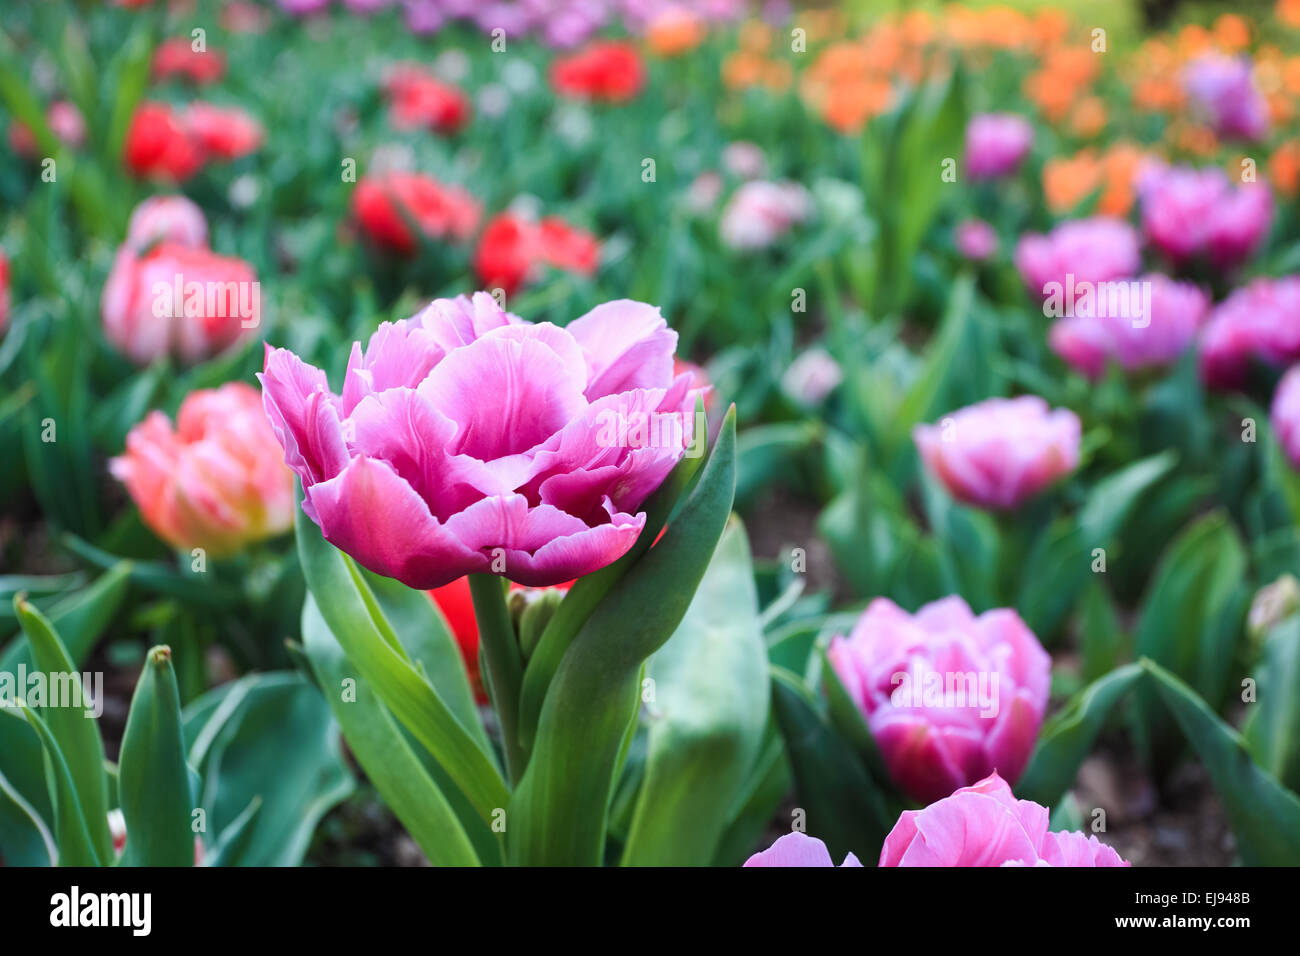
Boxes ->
[880,773,1129,866]
[1049,274,1210,380]
[260,293,703,589]
[744,832,863,867]
[913,396,1081,511]
[828,597,1050,804]
[110,383,295,556]
[1015,217,1141,300]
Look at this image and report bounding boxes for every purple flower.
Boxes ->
[1272,366,1300,470]
[259,292,702,589]
[1140,164,1272,270]
[1014,217,1141,300]
[828,597,1051,805]
[955,218,998,261]
[914,396,1081,511]
[1200,276,1300,389]
[964,113,1033,181]
[1183,54,1271,142]
[744,832,862,867]
[1048,274,1210,379]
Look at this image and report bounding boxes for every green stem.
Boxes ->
[469,573,526,784]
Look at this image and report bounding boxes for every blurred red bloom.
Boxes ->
[185,103,263,160]
[123,102,205,181]
[551,42,646,102]
[8,100,86,157]
[384,66,471,134]
[352,172,481,256]
[0,250,10,335]
[152,38,227,85]
[428,577,573,702]
[473,213,599,295]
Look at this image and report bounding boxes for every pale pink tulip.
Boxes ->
[744,832,863,867]
[1271,366,1300,470]
[124,195,209,252]
[913,396,1081,511]
[1015,218,1141,300]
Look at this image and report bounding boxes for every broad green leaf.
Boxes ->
[12,598,113,863]
[302,598,482,866]
[2,705,102,867]
[1015,663,1143,808]
[1243,616,1300,793]
[117,646,196,866]
[182,670,354,867]
[621,518,769,865]
[508,408,737,866]
[770,667,894,864]
[295,496,508,825]
[1132,513,1247,771]
[1142,659,1300,866]
[711,720,791,867]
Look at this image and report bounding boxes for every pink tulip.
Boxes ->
[110,383,295,556]
[1014,218,1141,301]
[1199,276,1300,389]
[719,180,811,250]
[1183,54,1270,142]
[913,396,1081,511]
[1272,366,1300,470]
[1048,274,1210,380]
[124,195,209,252]
[964,113,1033,181]
[880,773,1129,866]
[828,597,1050,804]
[0,250,9,336]
[1139,164,1272,270]
[782,348,841,406]
[259,293,704,590]
[955,218,997,261]
[101,242,260,365]
[744,832,863,867]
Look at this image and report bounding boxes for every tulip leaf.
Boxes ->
[295,496,509,825]
[302,598,482,866]
[821,646,894,792]
[1243,616,1300,794]
[508,407,737,865]
[117,646,196,867]
[1015,663,1143,808]
[1141,659,1300,866]
[182,670,354,867]
[517,399,708,753]
[12,598,113,863]
[711,720,792,866]
[770,666,894,864]
[1131,513,1247,772]
[621,517,769,866]
[0,756,56,866]
[3,704,102,867]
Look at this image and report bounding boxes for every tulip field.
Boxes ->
[2,0,1300,885]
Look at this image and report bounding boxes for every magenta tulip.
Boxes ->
[1015,218,1141,301]
[1271,366,1300,470]
[964,113,1033,181]
[1199,276,1300,389]
[879,773,1129,866]
[1182,54,1270,143]
[1048,274,1210,380]
[1139,164,1272,270]
[744,832,863,867]
[913,396,1081,511]
[260,292,703,589]
[828,597,1050,804]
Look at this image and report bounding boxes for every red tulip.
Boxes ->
[352,172,481,256]
[122,102,204,181]
[473,213,598,295]
[185,103,263,161]
[152,38,227,85]
[384,65,471,134]
[550,42,645,102]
